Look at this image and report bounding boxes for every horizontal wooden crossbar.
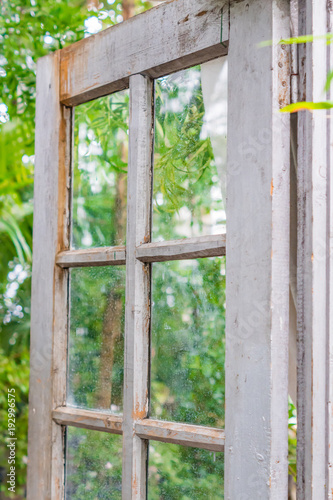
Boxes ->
[136,234,226,262]
[52,407,123,434]
[56,235,226,267]
[135,418,225,452]
[56,246,126,267]
[52,408,225,451]
[60,0,229,105]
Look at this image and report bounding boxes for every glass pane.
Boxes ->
[65,427,122,499]
[148,441,224,499]
[67,266,125,412]
[153,58,227,241]
[72,90,129,249]
[150,257,225,427]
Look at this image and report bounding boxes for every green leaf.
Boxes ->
[324,69,333,92]
[259,33,333,48]
[280,101,333,113]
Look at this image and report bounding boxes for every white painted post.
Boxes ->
[297,1,330,498]
[27,51,70,500]
[225,0,290,498]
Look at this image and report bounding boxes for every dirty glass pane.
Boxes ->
[148,441,224,499]
[150,257,225,428]
[72,90,129,249]
[153,58,227,241]
[67,266,125,412]
[65,427,122,499]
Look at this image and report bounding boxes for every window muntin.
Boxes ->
[72,90,129,249]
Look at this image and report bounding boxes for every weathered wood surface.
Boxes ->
[287,0,298,408]
[50,107,72,500]
[136,234,226,262]
[56,245,126,267]
[27,52,63,500]
[135,419,225,452]
[52,407,123,434]
[60,0,229,105]
[122,74,153,500]
[297,1,330,498]
[225,0,290,498]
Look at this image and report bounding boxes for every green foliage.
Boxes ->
[151,258,226,429]
[153,67,225,241]
[281,101,333,113]
[288,398,297,481]
[72,91,129,249]
[259,33,333,48]
[148,442,224,499]
[66,427,122,499]
[0,348,29,496]
[68,266,125,411]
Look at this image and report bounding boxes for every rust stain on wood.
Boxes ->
[133,402,146,420]
[196,10,208,17]
[55,477,60,492]
[277,44,290,109]
[132,475,138,495]
[179,14,189,24]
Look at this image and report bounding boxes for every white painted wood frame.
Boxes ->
[225,0,290,498]
[60,0,228,105]
[296,0,331,498]
[27,51,71,500]
[136,234,226,262]
[27,0,296,499]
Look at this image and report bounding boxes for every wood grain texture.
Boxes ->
[56,246,126,267]
[135,419,225,452]
[122,74,154,500]
[136,234,226,262]
[60,0,228,105]
[297,1,330,498]
[225,0,290,497]
[27,52,62,500]
[52,407,123,434]
[51,105,72,500]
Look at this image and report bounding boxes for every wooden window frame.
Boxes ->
[27,0,298,499]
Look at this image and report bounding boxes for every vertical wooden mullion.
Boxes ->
[27,51,70,500]
[225,0,290,497]
[122,74,154,500]
[51,103,72,500]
